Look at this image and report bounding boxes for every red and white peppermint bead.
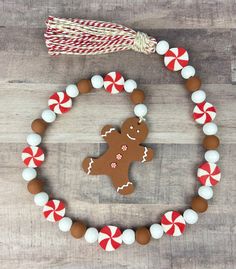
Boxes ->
[103,71,124,94]
[98,225,122,251]
[161,211,186,236]
[22,146,45,168]
[197,162,221,186]
[43,199,65,222]
[48,91,72,114]
[193,101,216,124]
[164,48,189,71]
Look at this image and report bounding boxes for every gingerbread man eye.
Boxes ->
[130,126,134,129]
[137,130,140,133]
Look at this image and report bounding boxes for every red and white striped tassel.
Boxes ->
[45,16,157,56]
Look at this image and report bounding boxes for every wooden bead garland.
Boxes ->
[21,18,222,251]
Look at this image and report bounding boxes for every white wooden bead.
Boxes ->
[203,122,218,135]
[22,167,37,181]
[155,40,169,55]
[198,186,213,200]
[191,90,206,103]
[134,104,147,118]
[183,209,198,224]
[205,150,220,163]
[91,75,104,89]
[122,229,135,245]
[84,227,98,243]
[150,224,164,239]
[58,217,73,232]
[41,109,56,123]
[181,65,196,79]
[124,79,137,93]
[34,192,49,206]
[66,84,79,98]
[26,133,42,146]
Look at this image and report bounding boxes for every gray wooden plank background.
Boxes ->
[0,1,235,269]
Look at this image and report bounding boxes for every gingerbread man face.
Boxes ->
[121,117,148,144]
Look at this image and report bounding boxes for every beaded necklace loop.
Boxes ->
[21,17,220,251]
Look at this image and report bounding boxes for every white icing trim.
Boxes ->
[141,147,148,163]
[101,128,115,137]
[117,182,133,192]
[87,158,94,174]
[127,133,136,141]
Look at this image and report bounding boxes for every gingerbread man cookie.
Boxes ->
[82,117,154,195]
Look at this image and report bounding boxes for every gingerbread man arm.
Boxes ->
[134,145,154,163]
[101,125,120,143]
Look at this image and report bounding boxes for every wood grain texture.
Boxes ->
[0,1,235,269]
[0,0,236,29]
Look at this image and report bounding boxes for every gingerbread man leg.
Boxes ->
[111,172,134,195]
[82,157,106,175]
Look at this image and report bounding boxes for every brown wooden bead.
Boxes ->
[31,119,48,134]
[77,79,92,94]
[130,89,145,104]
[70,221,87,239]
[135,227,151,245]
[185,76,201,92]
[203,135,220,150]
[191,196,208,213]
[27,179,44,194]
